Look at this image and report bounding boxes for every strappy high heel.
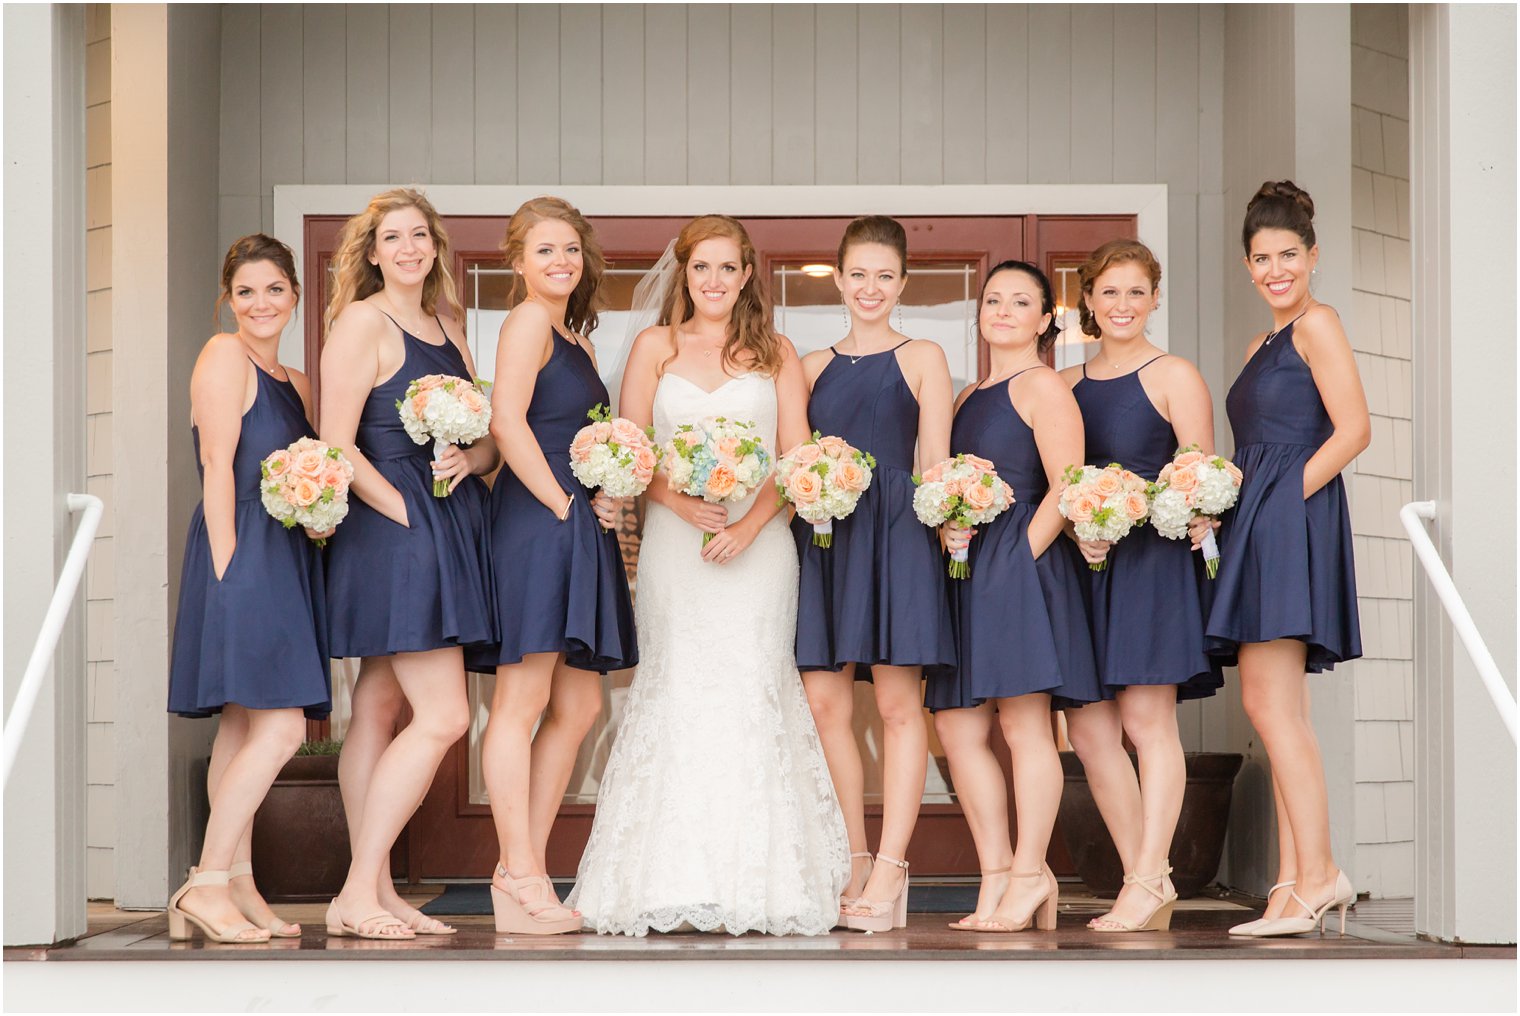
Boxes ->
[1229,879,1295,937]
[1250,870,1353,938]
[1089,864,1177,933]
[227,861,300,938]
[840,851,875,912]
[970,865,1059,933]
[841,854,909,933]
[490,865,582,935]
[947,865,1011,929]
[167,868,270,943]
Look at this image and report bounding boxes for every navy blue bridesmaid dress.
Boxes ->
[925,372,1102,711]
[1205,320,1361,671]
[169,361,331,718]
[1072,357,1222,700]
[793,341,955,679]
[325,316,496,658]
[466,330,637,674]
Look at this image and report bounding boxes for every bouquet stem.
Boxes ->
[812,519,833,549]
[432,438,452,498]
[702,532,715,547]
[1201,527,1221,579]
[1089,559,1107,573]
[948,545,970,580]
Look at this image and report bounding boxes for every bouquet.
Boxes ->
[395,373,492,496]
[259,437,355,547]
[569,403,661,501]
[1058,463,1150,571]
[1147,446,1243,578]
[775,433,876,548]
[662,416,772,545]
[912,454,1016,579]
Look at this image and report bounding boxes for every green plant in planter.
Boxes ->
[295,738,343,757]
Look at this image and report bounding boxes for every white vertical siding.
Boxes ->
[84,1,115,902]
[1349,2,1414,901]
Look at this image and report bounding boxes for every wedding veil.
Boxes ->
[601,239,679,414]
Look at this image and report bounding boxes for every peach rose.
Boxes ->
[611,418,645,447]
[1093,470,1123,498]
[291,477,322,508]
[320,464,347,491]
[294,449,327,478]
[791,442,823,466]
[1175,450,1205,468]
[410,392,430,417]
[1002,481,1016,503]
[717,436,741,461]
[1121,469,1147,492]
[1067,492,1100,524]
[1224,462,1244,486]
[962,454,995,473]
[787,469,822,505]
[1123,491,1149,521]
[570,430,596,462]
[833,461,868,492]
[459,388,486,414]
[817,435,849,458]
[963,480,995,511]
[1168,468,1199,494]
[706,463,739,499]
[265,453,290,478]
[592,421,613,442]
[1157,463,1174,485]
[921,462,946,483]
[944,477,969,499]
[632,445,657,481]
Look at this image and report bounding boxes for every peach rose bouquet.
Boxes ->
[912,453,1016,578]
[662,415,771,546]
[395,373,492,496]
[774,432,876,548]
[1147,445,1243,578]
[569,403,661,502]
[259,437,355,547]
[1058,462,1150,571]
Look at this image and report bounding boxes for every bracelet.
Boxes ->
[557,493,575,521]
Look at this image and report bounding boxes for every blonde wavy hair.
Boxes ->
[323,188,465,338]
[1076,238,1162,339]
[657,215,782,378]
[499,196,605,337]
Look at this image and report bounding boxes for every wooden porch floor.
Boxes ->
[7,885,1509,963]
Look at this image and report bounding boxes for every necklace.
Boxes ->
[1264,307,1311,346]
[980,361,1040,389]
[1104,346,1146,371]
[377,294,428,338]
[243,341,286,380]
[837,332,883,364]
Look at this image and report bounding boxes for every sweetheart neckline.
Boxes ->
[657,371,763,397]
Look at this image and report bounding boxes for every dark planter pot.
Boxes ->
[1058,751,1242,899]
[251,754,351,902]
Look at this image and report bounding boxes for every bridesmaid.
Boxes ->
[1206,181,1367,937]
[1058,238,1222,933]
[796,216,955,931]
[470,197,637,935]
[320,188,498,939]
[166,235,331,942]
[928,261,1101,933]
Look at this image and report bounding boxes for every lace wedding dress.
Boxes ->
[567,371,849,936]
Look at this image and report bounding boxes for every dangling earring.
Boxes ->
[1309,267,1320,295]
[841,302,851,333]
[894,301,905,334]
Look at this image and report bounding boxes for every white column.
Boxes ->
[1409,2,1517,945]
[2,4,88,946]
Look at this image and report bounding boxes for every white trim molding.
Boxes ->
[272,184,1169,366]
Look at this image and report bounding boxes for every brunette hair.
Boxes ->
[836,215,909,276]
[1076,239,1162,339]
[1242,179,1317,252]
[215,233,299,323]
[500,196,605,337]
[981,259,1060,354]
[657,215,783,378]
[323,188,465,338]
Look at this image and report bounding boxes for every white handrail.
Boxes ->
[1400,500,1518,742]
[3,493,103,787]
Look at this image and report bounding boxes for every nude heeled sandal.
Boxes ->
[970,866,1059,933]
[490,865,583,935]
[947,865,1011,929]
[167,868,271,943]
[1229,879,1295,937]
[840,852,875,912]
[227,861,300,938]
[1089,864,1177,933]
[1250,870,1354,938]
[841,854,910,933]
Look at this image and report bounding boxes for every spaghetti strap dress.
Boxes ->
[169,362,331,718]
[466,329,637,673]
[325,317,496,658]
[793,342,955,679]
[1072,357,1222,700]
[925,374,1101,711]
[1205,320,1361,671]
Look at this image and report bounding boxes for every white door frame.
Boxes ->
[272,184,1169,367]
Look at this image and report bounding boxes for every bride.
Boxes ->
[567,215,849,936]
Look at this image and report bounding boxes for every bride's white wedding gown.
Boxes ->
[567,371,849,936]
